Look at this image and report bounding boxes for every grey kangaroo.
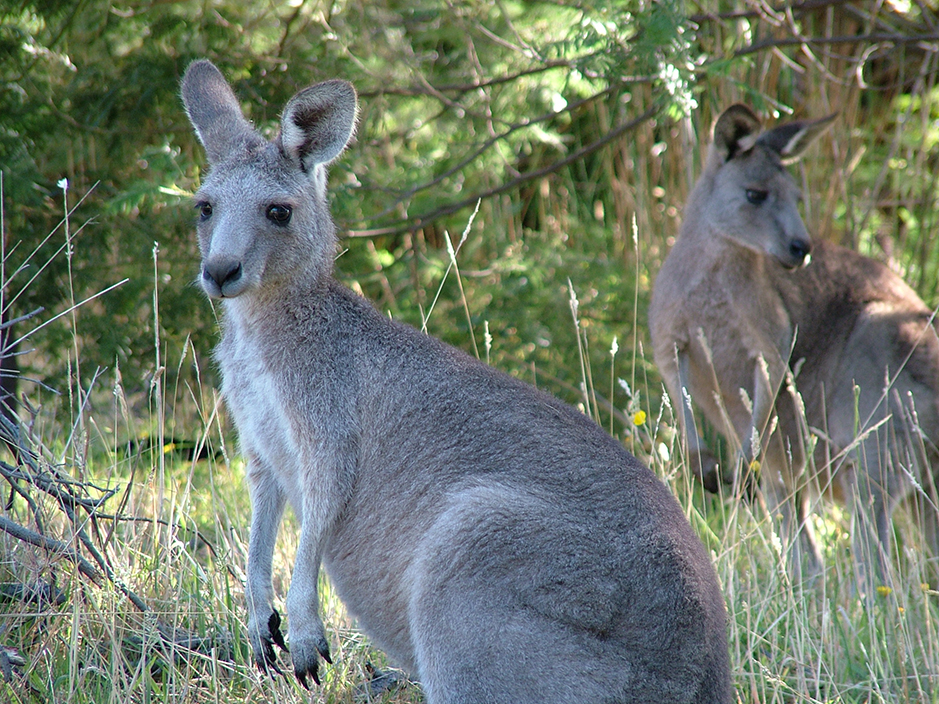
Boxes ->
[650,104,939,588]
[181,59,731,703]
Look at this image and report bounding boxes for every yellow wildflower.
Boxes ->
[632,410,647,427]
[876,585,893,597]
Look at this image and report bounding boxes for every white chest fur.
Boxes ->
[219,313,306,504]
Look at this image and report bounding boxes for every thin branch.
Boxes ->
[0,459,117,515]
[356,60,574,99]
[690,0,897,25]
[731,32,939,59]
[0,515,101,583]
[361,84,623,224]
[0,464,46,535]
[344,104,660,239]
[0,308,43,332]
[9,278,129,351]
[58,497,150,613]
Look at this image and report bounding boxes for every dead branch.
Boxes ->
[0,411,232,667]
[0,514,101,583]
[344,104,660,239]
[732,32,939,59]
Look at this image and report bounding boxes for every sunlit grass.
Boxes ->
[1,269,937,704]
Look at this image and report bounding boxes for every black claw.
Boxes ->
[269,610,289,652]
[256,645,284,677]
[317,638,332,664]
[253,609,291,679]
[295,664,320,689]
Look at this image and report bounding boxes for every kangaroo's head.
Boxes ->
[181,60,357,300]
[696,104,835,270]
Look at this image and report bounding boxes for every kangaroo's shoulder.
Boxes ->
[795,240,928,313]
[322,281,629,455]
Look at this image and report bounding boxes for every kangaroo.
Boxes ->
[649,104,939,589]
[181,60,731,703]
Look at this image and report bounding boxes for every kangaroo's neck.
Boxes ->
[222,271,337,342]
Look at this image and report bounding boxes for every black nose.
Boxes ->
[203,261,242,289]
[789,238,811,262]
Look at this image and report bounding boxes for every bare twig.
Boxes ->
[359,84,623,225]
[357,60,575,99]
[345,104,660,238]
[0,514,101,583]
[690,0,929,26]
[731,32,939,59]
[0,307,43,332]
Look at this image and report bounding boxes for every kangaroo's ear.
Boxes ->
[280,80,357,172]
[181,60,256,165]
[712,104,762,163]
[758,112,837,163]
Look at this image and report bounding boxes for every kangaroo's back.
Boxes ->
[783,241,939,454]
[182,60,732,703]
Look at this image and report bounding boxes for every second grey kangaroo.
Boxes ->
[181,60,731,703]
[650,104,939,588]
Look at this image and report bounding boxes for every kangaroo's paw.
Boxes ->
[250,608,289,676]
[291,631,332,689]
[690,449,722,493]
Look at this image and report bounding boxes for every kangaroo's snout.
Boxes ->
[785,237,812,269]
[770,234,812,270]
[790,238,811,260]
[202,258,244,298]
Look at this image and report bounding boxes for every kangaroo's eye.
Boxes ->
[267,204,292,224]
[197,201,213,221]
[746,189,769,205]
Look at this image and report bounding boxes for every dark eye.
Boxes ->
[746,189,769,205]
[196,201,213,221]
[266,204,292,224]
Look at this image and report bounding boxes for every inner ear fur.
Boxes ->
[758,112,838,162]
[712,104,762,163]
[280,80,358,171]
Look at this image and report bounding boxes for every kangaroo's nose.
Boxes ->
[203,260,243,291]
[789,238,811,264]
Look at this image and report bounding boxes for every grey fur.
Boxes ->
[181,59,731,703]
[650,104,939,589]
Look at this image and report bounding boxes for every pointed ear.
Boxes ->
[712,104,762,163]
[280,80,357,172]
[757,112,837,162]
[181,60,256,164]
